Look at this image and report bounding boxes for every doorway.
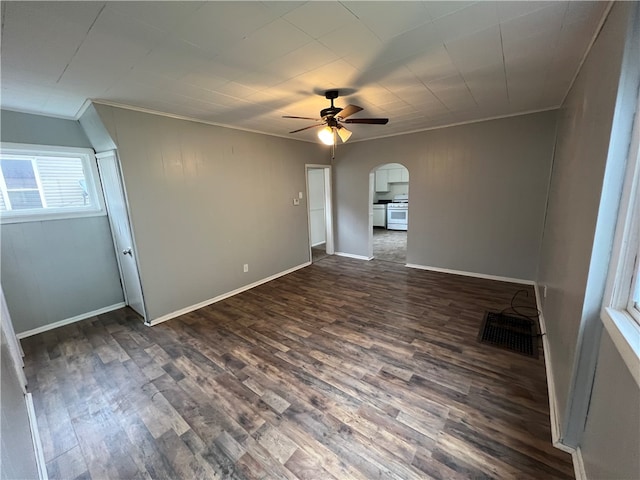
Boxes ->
[306,165,334,263]
[96,151,147,322]
[369,163,409,264]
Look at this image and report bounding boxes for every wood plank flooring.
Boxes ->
[22,256,574,480]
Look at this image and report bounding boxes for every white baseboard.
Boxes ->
[26,392,48,480]
[533,283,581,478]
[573,447,587,480]
[335,252,373,261]
[16,302,126,339]
[148,261,311,327]
[405,263,535,285]
[533,285,568,452]
[311,241,326,247]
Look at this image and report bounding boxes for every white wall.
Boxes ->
[536,1,638,442]
[0,110,124,334]
[91,105,328,321]
[334,111,557,280]
[308,168,326,246]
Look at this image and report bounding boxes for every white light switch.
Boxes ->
[298,191,303,199]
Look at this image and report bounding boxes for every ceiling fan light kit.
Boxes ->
[285,90,389,146]
[337,126,352,143]
[318,126,335,145]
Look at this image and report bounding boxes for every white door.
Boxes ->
[305,165,335,260]
[96,151,146,320]
[308,169,326,247]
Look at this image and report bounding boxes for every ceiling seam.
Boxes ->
[56,3,107,84]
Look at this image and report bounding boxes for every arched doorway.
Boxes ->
[369,163,409,263]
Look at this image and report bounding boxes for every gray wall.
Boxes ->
[536,2,635,434]
[334,111,557,280]
[91,105,328,321]
[580,331,640,479]
[1,109,91,148]
[0,110,123,334]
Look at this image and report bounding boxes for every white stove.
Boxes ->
[387,194,408,230]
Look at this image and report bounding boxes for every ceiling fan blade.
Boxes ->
[289,123,324,134]
[283,115,320,121]
[343,118,389,125]
[336,104,363,120]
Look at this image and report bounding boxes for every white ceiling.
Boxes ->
[1,1,609,143]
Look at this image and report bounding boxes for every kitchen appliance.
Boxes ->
[373,204,386,228]
[387,194,408,230]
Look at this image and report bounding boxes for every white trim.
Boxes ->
[368,172,375,259]
[1,286,27,391]
[0,210,107,224]
[305,164,334,261]
[335,252,373,261]
[346,106,560,144]
[148,262,311,327]
[16,302,126,339]
[573,447,587,480]
[323,167,335,255]
[602,307,640,387]
[26,392,48,480]
[75,98,94,120]
[533,284,572,454]
[91,100,312,143]
[96,150,148,321]
[64,100,559,146]
[0,142,106,224]
[405,263,535,285]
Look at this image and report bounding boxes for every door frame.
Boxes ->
[369,163,410,262]
[96,150,148,323]
[305,164,334,261]
[368,172,375,259]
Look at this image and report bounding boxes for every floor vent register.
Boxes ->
[478,312,538,358]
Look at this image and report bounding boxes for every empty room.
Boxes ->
[1,2,639,480]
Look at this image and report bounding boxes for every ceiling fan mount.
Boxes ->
[283,89,389,144]
[320,90,342,119]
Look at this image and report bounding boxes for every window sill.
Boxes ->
[602,307,640,387]
[1,209,106,224]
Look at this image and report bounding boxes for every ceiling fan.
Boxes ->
[283,90,389,145]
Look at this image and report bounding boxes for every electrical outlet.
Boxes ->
[293,198,300,206]
[243,264,248,273]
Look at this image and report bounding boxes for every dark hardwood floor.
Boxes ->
[22,256,574,480]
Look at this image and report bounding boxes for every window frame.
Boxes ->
[0,143,106,224]
[601,103,640,387]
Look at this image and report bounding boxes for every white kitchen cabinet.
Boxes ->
[375,164,408,191]
[387,168,403,183]
[373,205,386,227]
[375,169,389,192]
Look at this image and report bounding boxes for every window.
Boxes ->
[601,101,640,385]
[0,143,105,223]
[624,191,640,324]
[630,253,640,322]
